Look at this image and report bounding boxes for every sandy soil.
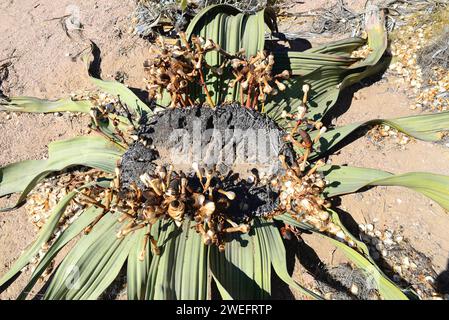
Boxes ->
[0,0,448,299]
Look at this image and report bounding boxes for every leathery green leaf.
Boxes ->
[89,76,152,115]
[44,213,132,300]
[326,236,408,300]
[82,49,151,115]
[209,222,270,299]
[0,135,123,210]
[0,190,78,289]
[0,96,92,113]
[256,219,322,300]
[311,111,449,159]
[146,220,208,300]
[19,206,102,299]
[320,165,449,211]
[127,227,152,300]
[276,212,408,300]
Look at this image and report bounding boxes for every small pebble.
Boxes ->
[393,265,402,274]
[366,224,374,232]
[402,257,410,268]
[350,284,359,295]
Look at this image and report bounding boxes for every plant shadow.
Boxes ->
[435,260,449,295]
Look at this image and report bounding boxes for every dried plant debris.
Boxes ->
[388,4,449,111]
[310,0,364,35]
[417,29,449,80]
[358,222,447,300]
[366,124,412,147]
[314,263,380,300]
[278,0,446,38]
[25,168,107,278]
[132,0,267,37]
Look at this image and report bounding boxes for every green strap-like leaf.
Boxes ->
[311,111,449,159]
[151,220,208,299]
[275,212,408,300]
[307,37,366,55]
[82,47,151,116]
[0,135,123,210]
[255,219,322,300]
[0,190,78,289]
[320,165,449,211]
[0,97,92,113]
[127,227,153,300]
[209,224,271,299]
[274,50,361,76]
[88,77,152,115]
[18,206,102,299]
[325,236,408,300]
[44,213,133,300]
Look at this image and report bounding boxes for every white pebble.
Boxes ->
[393,265,402,274]
[395,235,403,243]
[366,224,374,232]
[402,257,410,267]
[336,231,345,240]
[350,284,359,295]
[358,224,366,232]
